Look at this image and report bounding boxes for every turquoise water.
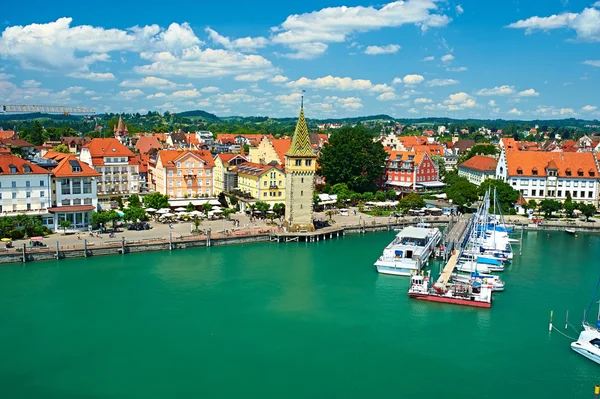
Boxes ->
[0,230,598,398]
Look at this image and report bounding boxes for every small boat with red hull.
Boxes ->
[408,274,492,308]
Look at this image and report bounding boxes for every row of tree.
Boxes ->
[0,215,53,240]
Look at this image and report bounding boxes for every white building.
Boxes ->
[80,138,140,207]
[47,155,101,232]
[0,155,51,216]
[457,155,498,186]
[496,150,600,206]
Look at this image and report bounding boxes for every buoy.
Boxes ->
[575,234,578,238]
[549,310,553,332]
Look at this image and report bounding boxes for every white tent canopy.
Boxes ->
[156,208,170,214]
[174,207,187,212]
[145,208,157,213]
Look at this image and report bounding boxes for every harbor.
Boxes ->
[0,229,598,398]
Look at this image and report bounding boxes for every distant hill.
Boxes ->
[0,112,86,122]
[175,110,219,121]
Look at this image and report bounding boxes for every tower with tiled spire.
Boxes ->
[114,115,128,143]
[284,93,316,232]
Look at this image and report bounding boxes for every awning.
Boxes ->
[418,181,446,188]
[386,181,413,187]
[30,236,44,241]
[47,205,95,213]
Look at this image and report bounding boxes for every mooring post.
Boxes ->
[594,385,599,399]
[207,227,211,247]
[84,239,87,257]
[121,236,125,255]
[55,241,59,260]
[169,232,173,251]
[22,243,26,263]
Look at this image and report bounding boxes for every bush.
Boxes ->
[10,229,25,240]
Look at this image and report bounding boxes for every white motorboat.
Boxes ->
[374,225,442,276]
[571,324,600,365]
[455,260,491,274]
[450,272,505,292]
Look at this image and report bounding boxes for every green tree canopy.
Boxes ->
[22,120,46,146]
[399,193,426,210]
[446,179,478,209]
[318,126,387,193]
[539,199,562,217]
[143,193,170,209]
[186,202,196,212]
[127,194,142,208]
[52,144,71,153]
[478,179,520,213]
[430,155,447,178]
[580,204,597,221]
[123,206,146,222]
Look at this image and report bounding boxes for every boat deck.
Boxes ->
[438,251,460,285]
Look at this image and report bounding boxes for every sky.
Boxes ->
[0,0,599,120]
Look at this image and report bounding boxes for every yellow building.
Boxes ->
[236,161,286,207]
[248,136,291,165]
[212,153,247,195]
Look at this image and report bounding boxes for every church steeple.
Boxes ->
[286,93,314,158]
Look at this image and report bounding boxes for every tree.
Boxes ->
[123,206,146,223]
[375,191,386,201]
[318,126,388,193]
[105,210,120,229]
[580,204,597,221]
[222,208,236,220]
[128,194,142,208]
[478,179,520,213]
[563,195,578,218]
[399,193,426,210]
[431,155,447,178]
[325,210,335,220]
[52,144,71,153]
[0,217,16,238]
[446,180,479,210]
[143,193,170,210]
[186,202,196,212]
[90,212,108,228]
[272,203,285,221]
[202,203,213,217]
[255,201,270,216]
[192,217,202,233]
[539,199,562,217]
[23,120,46,146]
[59,220,71,234]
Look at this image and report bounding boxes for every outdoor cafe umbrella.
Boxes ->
[1,238,11,242]
[156,208,170,214]
[145,208,157,213]
[189,210,202,216]
[176,211,188,216]
[174,207,187,212]
[160,213,175,218]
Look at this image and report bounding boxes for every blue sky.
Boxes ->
[1,0,599,119]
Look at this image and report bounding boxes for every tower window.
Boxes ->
[295,160,302,166]
[301,191,303,196]
[301,178,304,183]
[306,160,312,166]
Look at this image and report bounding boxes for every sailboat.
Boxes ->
[571,279,600,365]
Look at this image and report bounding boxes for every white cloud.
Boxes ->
[323,95,363,109]
[488,100,496,106]
[441,53,454,62]
[408,108,418,113]
[377,92,398,101]
[456,5,464,15]
[507,108,522,115]
[402,74,425,85]
[433,92,478,110]
[200,86,220,93]
[213,92,259,103]
[205,27,268,52]
[270,0,451,58]
[119,76,186,88]
[517,88,539,97]
[57,86,85,96]
[171,88,202,98]
[583,60,600,67]
[535,105,576,116]
[22,79,41,88]
[414,97,432,104]
[279,42,328,59]
[582,105,597,112]
[0,72,15,80]
[476,85,515,96]
[364,44,401,55]
[145,92,167,99]
[67,72,116,80]
[446,66,467,72]
[287,75,391,93]
[275,92,303,105]
[84,90,96,95]
[426,78,459,87]
[269,75,289,83]
[118,89,144,98]
[422,56,435,61]
[507,7,600,42]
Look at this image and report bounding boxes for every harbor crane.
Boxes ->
[1,104,95,115]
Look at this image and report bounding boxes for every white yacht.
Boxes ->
[571,324,600,365]
[374,225,442,276]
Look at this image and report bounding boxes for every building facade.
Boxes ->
[380,151,440,192]
[236,162,286,206]
[284,102,317,232]
[213,154,247,195]
[496,150,600,206]
[248,136,291,165]
[149,150,215,198]
[458,155,498,186]
[0,155,51,215]
[48,155,101,232]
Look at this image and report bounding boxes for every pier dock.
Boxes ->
[437,250,460,285]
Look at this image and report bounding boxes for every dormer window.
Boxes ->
[9,164,17,174]
[23,165,31,173]
[565,168,571,177]
[590,169,596,177]
[517,167,523,175]
[532,167,538,176]
[577,168,584,177]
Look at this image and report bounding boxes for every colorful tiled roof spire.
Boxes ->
[286,94,314,157]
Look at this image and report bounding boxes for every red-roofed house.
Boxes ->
[249,136,292,165]
[80,138,140,202]
[458,155,498,186]
[0,155,51,214]
[48,155,101,232]
[236,161,286,206]
[0,130,15,140]
[379,150,440,191]
[213,153,248,195]
[135,135,162,155]
[149,150,215,197]
[496,150,600,205]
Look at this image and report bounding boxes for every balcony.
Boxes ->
[269,184,279,189]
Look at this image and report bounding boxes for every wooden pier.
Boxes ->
[437,250,460,285]
[269,227,345,243]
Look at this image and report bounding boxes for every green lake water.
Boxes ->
[0,230,599,398]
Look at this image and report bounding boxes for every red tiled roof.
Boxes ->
[0,154,50,175]
[1,137,34,147]
[0,130,15,140]
[135,136,162,154]
[83,138,135,166]
[505,151,598,178]
[236,161,282,176]
[52,155,101,178]
[459,155,498,172]
[385,150,426,165]
[43,151,71,162]
[271,138,292,164]
[157,149,215,168]
[412,145,444,156]
[48,205,95,213]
